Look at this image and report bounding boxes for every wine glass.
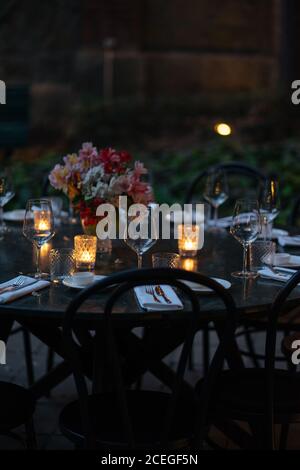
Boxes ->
[23,199,55,278]
[0,171,15,236]
[230,199,261,278]
[203,169,229,228]
[123,204,158,268]
[260,177,280,238]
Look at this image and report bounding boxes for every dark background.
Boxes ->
[0,0,300,213]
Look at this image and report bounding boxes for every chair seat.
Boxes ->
[0,381,35,432]
[197,369,300,422]
[59,390,195,449]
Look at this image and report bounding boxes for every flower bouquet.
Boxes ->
[49,143,153,251]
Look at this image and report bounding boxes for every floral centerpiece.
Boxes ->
[49,143,153,244]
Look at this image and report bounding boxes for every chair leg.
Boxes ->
[25,419,37,450]
[203,325,210,375]
[279,423,290,450]
[22,328,35,386]
[188,344,194,371]
[243,327,261,368]
[47,348,55,373]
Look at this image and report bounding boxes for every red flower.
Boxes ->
[99,148,132,174]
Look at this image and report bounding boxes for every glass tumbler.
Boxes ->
[152,252,181,268]
[50,248,75,283]
[249,240,276,272]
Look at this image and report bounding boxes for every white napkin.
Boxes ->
[207,217,232,228]
[278,236,300,247]
[134,285,183,311]
[258,267,296,283]
[0,276,50,304]
[208,213,252,229]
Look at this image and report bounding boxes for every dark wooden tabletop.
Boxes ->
[0,222,300,325]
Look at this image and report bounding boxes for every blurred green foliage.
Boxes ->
[6,138,300,225]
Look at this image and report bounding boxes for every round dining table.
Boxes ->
[0,222,300,399]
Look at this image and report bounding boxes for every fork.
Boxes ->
[0,276,26,294]
[145,286,161,303]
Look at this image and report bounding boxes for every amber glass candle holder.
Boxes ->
[74,235,97,270]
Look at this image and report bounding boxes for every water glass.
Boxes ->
[45,197,63,225]
[50,248,75,283]
[152,252,180,268]
[249,240,276,272]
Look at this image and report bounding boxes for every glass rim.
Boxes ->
[26,198,53,204]
[50,247,75,254]
[74,234,97,241]
[152,252,180,258]
[235,198,259,204]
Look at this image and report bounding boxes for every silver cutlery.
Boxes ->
[155,285,172,303]
[0,276,26,294]
[0,277,39,295]
[266,266,290,279]
[145,286,161,303]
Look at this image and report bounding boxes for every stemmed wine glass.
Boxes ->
[23,199,55,278]
[0,171,15,236]
[203,169,229,228]
[230,199,261,278]
[123,204,158,268]
[260,177,280,238]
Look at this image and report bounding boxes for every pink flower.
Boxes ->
[133,161,148,178]
[78,142,100,172]
[109,174,131,195]
[49,164,70,192]
[63,153,80,171]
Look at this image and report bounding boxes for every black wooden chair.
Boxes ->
[0,381,36,448]
[197,270,300,449]
[185,161,267,208]
[59,268,238,450]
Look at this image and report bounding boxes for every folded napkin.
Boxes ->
[208,213,252,229]
[134,285,183,311]
[258,267,296,283]
[278,236,300,247]
[207,216,232,228]
[0,276,50,304]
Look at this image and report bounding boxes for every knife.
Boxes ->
[0,279,39,295]
[155,285,172,303]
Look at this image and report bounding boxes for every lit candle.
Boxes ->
[178,224,200,257]
[181,257,197,272]
[74,235,97,270]
[34,210,51,231]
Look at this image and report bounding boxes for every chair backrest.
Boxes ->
[63,267,238,449]
[185,162,268,215]
[264,269,300,448]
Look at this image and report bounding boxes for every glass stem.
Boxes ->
[242,244,249,274]
[36,245,41,278]
[214,206,218,226]
[137,254,143,269]
[0,206,3,230]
